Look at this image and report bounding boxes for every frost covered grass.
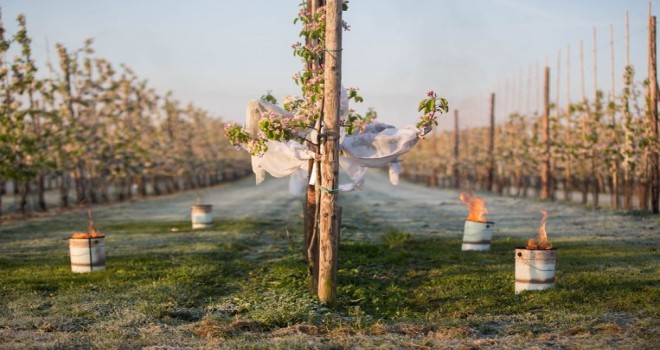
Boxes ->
[0,174,658,349]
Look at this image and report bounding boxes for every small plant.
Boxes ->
[416,90,449,132]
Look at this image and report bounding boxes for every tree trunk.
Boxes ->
[591,155,600,208]
[60,173,70,208]
[18,181,29,214]
[37,175,47,211]
[0,180,4,216]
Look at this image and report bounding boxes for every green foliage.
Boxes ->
[260,90,277,105]
[416,91,449,131]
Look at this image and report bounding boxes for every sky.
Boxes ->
[0,0,654,129]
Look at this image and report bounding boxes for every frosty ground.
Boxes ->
[0,171,658,349]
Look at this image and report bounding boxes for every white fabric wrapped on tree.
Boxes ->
[243,90,425,193]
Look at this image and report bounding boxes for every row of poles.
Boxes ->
[442,7,659,213]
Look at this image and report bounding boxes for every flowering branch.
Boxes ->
[416,90,449,134]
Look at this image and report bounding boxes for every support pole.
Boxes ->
[487,93,496,192]
[541,67,552,200]
[318,0,342,305]
[649,14,659,213]
[453,109,460,188]
[565,45,572,202]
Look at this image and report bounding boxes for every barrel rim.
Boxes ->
[465,220,495,225]
[514,247,557,251]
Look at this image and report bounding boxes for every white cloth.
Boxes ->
[244,92,424,194]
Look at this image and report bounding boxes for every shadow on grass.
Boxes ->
[335,234,659,322]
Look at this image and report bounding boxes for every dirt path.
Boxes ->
[5,170,657,246]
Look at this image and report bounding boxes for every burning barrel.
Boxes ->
[515,211,556,293]
[69,237,106,273]
[191,204,213,229]
[462,220,495,251]
[69,209,106,273]
[515,247,556,293]
[459,193,494,251]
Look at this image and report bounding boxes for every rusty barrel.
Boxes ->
[191,204,213,229]
[461,220,494,251]
[515,248,556,294]
[69,237,106,273]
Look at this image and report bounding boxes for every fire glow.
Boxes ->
[459,193,488,223]
[70,208,105,239]
[526,210,552,250]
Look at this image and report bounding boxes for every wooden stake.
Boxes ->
[527,64,532,116]
[624,10,633,210]
[487,93,496,192]
[519,69,523,113]
[592,27,600,208]
[610,23,620,209]
[648,14,659,213]
[318,0,342,304]
[580,39,589,205]
[565,45,572,201]
[536,61,540,115]
[627,11,630,67]
[541,67,552,200]
[453,109,460,188]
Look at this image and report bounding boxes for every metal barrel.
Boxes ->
[462,220,494,251]
[191,204,213,229]
[515,248,556,294]
[69,237,106,273]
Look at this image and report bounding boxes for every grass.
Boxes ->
[0,213,658,349]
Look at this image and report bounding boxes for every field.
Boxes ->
[0,172,658,349]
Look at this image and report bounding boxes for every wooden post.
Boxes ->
[580,39,589,205]
[565,45,572,202]
[453,109,460,188]
[536,62,540,115]
[527,65,532,116]
[487,93,496,192]
[649,14,659,213]
[318,0,342,305]
[624,10,633,210]
[553,50,561,200]
[610,23,621,209]
[541,67,551,200]
[592,27,600,208]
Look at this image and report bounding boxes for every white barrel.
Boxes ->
[191,204,213,229]
[462,220,494,251]
[69,237,106,273]
[515,248,556,294]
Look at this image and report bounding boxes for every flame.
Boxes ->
[70,207,105,239]
[459,193,488,222]
[526,210,552,249]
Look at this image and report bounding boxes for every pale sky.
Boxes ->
[1,0,654,129]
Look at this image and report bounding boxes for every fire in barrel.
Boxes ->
[69,209,106,273]
[459,193,495,251]
[515,210,556,294]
